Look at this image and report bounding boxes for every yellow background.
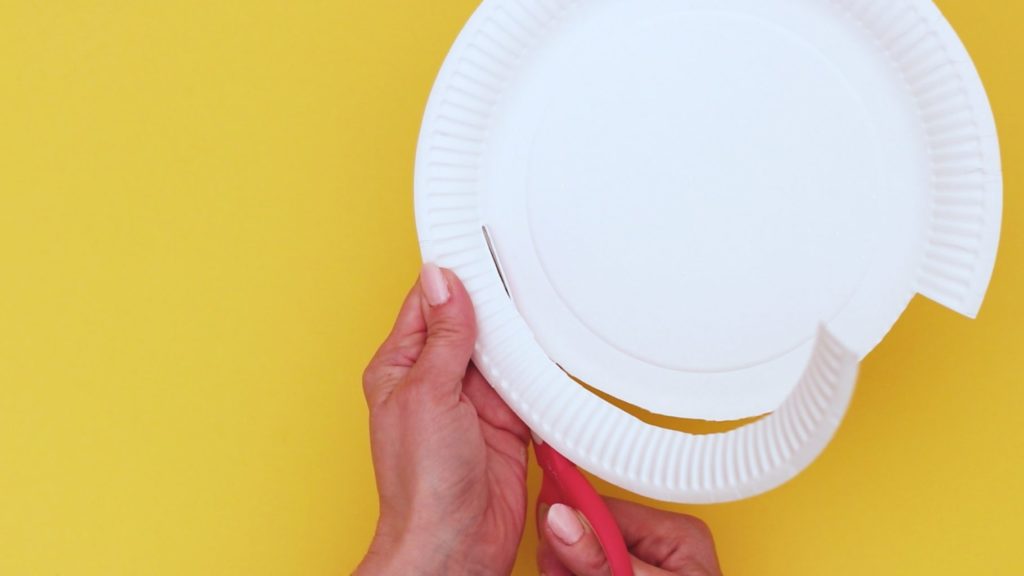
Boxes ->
[0,1,1020,574]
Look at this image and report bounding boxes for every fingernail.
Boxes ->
[421,263,450,307]
[547,503,584,545]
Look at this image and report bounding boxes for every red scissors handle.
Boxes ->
[535,441,634,576]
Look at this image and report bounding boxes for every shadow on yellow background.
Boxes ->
[0,1,1021,574]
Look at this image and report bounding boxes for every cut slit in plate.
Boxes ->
[416,0,1001,503]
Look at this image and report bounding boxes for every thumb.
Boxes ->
[405,264,477,404]
[543,504,613,576]
[543,505,694,576]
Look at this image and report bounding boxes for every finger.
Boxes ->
[606,499,721,576]
[542,503,612,576]
[462,364,530,444]
[538,536,573,576]
[362,278,427,408]
[538,542,573,576]
[403,265,477,405]
[536,505,573,576]
[540,504,690,576]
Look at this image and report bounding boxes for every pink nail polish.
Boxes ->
[547,503,585,545]
[421,263,451,307]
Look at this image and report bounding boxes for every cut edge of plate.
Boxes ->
[477,324,858,503]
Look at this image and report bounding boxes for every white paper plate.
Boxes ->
[415,0,1001,503]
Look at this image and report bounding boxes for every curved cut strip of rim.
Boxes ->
[478,324,857,503]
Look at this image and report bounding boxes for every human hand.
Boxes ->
[356,265,532,576]
[538,499,721,576]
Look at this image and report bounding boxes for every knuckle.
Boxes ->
[578,542,609,572]
[362,361,405,410]
[679,515,713,541]
[585,557,608,573]
[361,363,380,394]
[430,319,473,347]
[393,339,423,366]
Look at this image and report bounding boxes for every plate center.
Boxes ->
[526,11,881,372]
